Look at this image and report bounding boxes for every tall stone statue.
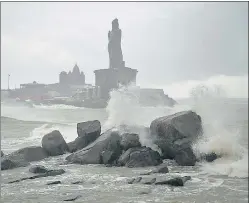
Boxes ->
[108,18,124,69]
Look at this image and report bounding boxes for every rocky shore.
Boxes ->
[1,110,220,202]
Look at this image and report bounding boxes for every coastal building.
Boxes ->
[5,18,176,107]
[59,64,85,85]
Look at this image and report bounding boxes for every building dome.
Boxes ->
[72,64,80,75]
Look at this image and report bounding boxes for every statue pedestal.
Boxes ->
[94,67,138,99]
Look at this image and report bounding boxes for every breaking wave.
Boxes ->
[104,82,248,178]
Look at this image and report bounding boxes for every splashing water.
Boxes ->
[104,83,248,178]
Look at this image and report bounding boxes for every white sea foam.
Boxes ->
[104,80,248,178]
[29,123,78,144]
[32,104,82,110]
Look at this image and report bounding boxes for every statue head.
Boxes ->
[112,18,119,30]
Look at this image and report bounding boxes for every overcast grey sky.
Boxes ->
[1,2,248,97]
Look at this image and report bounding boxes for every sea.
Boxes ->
[1,86,248,203]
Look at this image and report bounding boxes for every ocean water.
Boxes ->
[1,86,248,203]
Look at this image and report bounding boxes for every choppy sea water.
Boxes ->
[1,94,248,203]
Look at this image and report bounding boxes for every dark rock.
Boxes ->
[134,177,142,183]
[63,195,82,202]
[42,130,69,156]
[66,130,122,165]
[141,177,156,185]
[67,136,89,153]
[200,152,220,162]
[1,158,29,170]
[150,111,202,165]
[71,181,84,184]
[140,163,169,175]
[127,177,142,184]
[3,146,48,164]
[118,147,162,168]
[138,189,151,195]
[1,151,4,157]
[77,120,101,138]
[127,178,135,184]
[47,180,61,185]
[120,133,141,151]
[29,165,49,173]
[155,176,191,187]
[68,120,102,153]
[175,147,197,166]
[8,169,65,183]
[153,163,169,173]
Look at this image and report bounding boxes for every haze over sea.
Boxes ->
[1,78,248,203]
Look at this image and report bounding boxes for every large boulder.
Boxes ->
[1,158,29,170]
[118,147,162,168]
[67,136,91,153]
[150,110,202,165]
[120,133,141,151]
[174,147,197,166]
[1,146,48,170]
[42,130,69,156]
[7,146,48,162]
[77,120,101,138]
[68,120,102,153]
[199,152,221,162]
[66,130,122,165]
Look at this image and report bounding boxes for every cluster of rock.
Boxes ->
[1,110,219,172]
[1,110,222,201]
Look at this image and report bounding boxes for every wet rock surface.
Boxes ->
[8,169,65,184]
[118,147,162,168]
[150,110,202,166]
[42,130,69,156]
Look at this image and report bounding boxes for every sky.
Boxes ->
[1,2,248,98]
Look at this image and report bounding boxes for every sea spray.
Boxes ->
[189,84,248,178]
[103,85,189,154]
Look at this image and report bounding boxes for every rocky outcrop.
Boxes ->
[150,111,202,166]
[68,120,102,153]
[29,165,49,174]
[127,177,142,184]
[199,152,221,162]
[8,169,65,183]
[42,130,69,156]
[77,120,101,138]
[1,146,48,170]
[141,163,169,175]
[120,133,141,151]
[155,176,191,186]
[46,181,61,185]
[118,147,162,168]
[66,130,122,165]
[63,195,82,202]
[67,136,90,153]
[174,147,197,166]
[7,146,48,162]
[141,177,156,185]
[127,176,191,186]
[1,158,29,170]
[1,150,4,157]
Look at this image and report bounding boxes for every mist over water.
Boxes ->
[158,74,248,99]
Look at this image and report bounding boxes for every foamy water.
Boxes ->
[1,80,248,202]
